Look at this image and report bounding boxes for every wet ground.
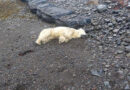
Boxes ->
[0,0,129,90]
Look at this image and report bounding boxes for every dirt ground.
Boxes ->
[0,0,129,90]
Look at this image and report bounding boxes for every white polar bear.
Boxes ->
[35,26,86,45]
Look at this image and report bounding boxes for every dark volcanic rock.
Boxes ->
[56,15,91,28]
[21,0,91,28]
[21,0,29,2]
[36,3,74,23]
[36,3,91,28]
[28,0,47,13]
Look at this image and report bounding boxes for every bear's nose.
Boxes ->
[81,35,87,39]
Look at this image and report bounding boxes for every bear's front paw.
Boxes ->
[35,40,42,45]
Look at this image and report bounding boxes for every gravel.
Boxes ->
[0,0,129,90]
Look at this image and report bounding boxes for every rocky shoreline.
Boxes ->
[0,0,129,89]
[21,0,130,56]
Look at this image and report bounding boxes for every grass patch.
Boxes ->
[0,0,19,20]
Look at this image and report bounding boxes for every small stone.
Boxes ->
[124,38,130,43]
[127,75,130,81]
[104,0,111,4]
[108,5,112,9]
[104,19,110,23]
[122,41,129,46]
[112,10,119,14]
[124,84,130,90]
[127,2,130,9]
[113,34,117,37]
[117,70,124,79]
[97,4,107,13]
[91,19,99,26]
[116,17,123,23]
[109,27,113,31]
[104,81,111,88]
[31,35,36,39]
[95,25,102,30]
[116,50,123,54]
[108,23,113,27]
[108,36,112,40]
[126,53,130,57]
[73,73,76,77]
[99,46,102,50]
[90,69,103,77]
[113,29,119,33]
[116,39,121,45]
[105,65,110,68]
[125,46,130,52]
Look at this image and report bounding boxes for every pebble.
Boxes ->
[104,19,110,23]
[91,20,99,26]
[90,69,103,77]
[116,17,123,23]
[127,2,130,9]
[108,36,112,40]
[122,42,129,46]
[108,5,112,9]
[125,46,130,52]
[108,23,113,27]
[116,50,123,54]
[117,70,124,79]
[112,10,119,14]
[31,35,36,39]
[113,34,117,37]
[124,84,130,90]
[127,75,130,81]
[105,65,110,68]
[116,39,121,45]
[109,27,113,31]
[113,29,119,33]
[97,4,107,13]
[104,0,111,4]
[124,38,130,43]
[126,53,130,57]
[95,25,102,30]
[104,81,111,88]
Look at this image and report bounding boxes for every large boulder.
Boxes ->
[21,0,32,2]
[28,0,47,13]
[56,15,91,28]
[36,3,74,23]
[21,0,91,28]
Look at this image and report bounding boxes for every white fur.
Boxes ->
[35,26,86,45]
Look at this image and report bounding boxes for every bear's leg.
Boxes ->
[59,36,66,44]
[35,38,42,45]
[65,38,70,43]
[41,37,53,44]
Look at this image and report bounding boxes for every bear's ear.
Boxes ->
[78,28,84,31]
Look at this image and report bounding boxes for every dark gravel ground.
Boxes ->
[0,0,130,90]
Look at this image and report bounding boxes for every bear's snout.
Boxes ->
[81,35,87,39]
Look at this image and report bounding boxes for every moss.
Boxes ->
[0,0,19,20]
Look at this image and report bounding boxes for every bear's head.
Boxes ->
[77,28,86,38]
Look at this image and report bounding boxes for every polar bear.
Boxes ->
[35,26,86,45]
